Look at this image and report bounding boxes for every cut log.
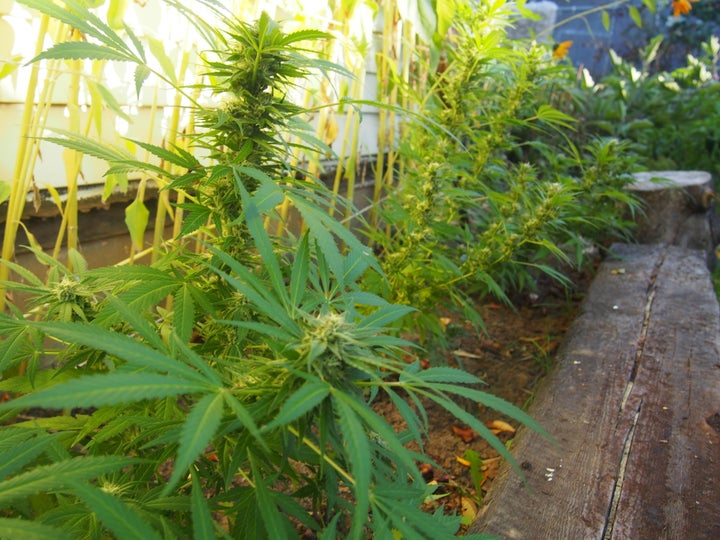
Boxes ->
[628,170,716,252]
[467,243,720,539]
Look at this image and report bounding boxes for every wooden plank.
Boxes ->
[468,244,720,539]
[606,246,720,539]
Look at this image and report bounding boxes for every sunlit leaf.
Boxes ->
[628,5,642,28]
[124,197,149,250]
[134,64,151,99]
[33,41,132,63]
[602,10,610,31]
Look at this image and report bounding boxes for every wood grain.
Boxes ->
[468,243,720,539]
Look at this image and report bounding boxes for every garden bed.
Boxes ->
[377,266,596,527]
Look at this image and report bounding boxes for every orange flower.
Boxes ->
[671,0,698,17]
[553,40,573,61]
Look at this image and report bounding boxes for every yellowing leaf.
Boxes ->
[124,198,149,250]
[323,113,339,147]
[460,496,478,525]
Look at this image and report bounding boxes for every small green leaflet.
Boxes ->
[166,392,224,494]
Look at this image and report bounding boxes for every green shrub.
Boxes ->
[366,2,642,346]
[581,35,720,176]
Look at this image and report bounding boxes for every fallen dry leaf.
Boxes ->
[460,496,478,522]
[486,420,515,434]
[451,424,478,443]
[453,349,483,359]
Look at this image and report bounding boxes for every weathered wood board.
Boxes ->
[468,243,720,539]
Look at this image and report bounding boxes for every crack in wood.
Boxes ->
[619,246,668,414]
[602,402,642,540]
[605,246,668,538]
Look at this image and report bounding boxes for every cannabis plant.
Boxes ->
[0,6,545,539]
[367,0,641,345]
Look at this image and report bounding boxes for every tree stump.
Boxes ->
[628,170,716,253]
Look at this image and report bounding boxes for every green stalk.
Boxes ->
[150,47,191,263]
[372,0,397,224]
[0,14,60,312]
[51,31,85,265]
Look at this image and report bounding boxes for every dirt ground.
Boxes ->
[376,268,595,528]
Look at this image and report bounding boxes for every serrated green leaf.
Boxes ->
[332,390,422,482]
[33,41,133,63]
[235,175,289,309]
[423,391,525,480]
[167,392,224,492]
[385,387,425,444]
[0,431,54,479]
[290,233,310,308]
[0,456,134,506]
[357,304,415,330]
[88,79,132,123]
[0,259,45,287]
[0,373,210,410]
[105,295,166,351]
[249,456,292,539]
[334,398,370,539]
[40,129,135,163]
[32,321,203,382]
[191,470,215,540]
[0,518,73,540]
[263,381,329,432]
[429,382,551,440]
[0,327,31,373]
[222,392,266,449]
[404,366,481,384]
[205,249,297,331]
[17,0,123,51]
[123,22,146,62]
[126,138,200,170]
[134,64,151,99]
[72,481,163,540]
[173,284,195,344]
